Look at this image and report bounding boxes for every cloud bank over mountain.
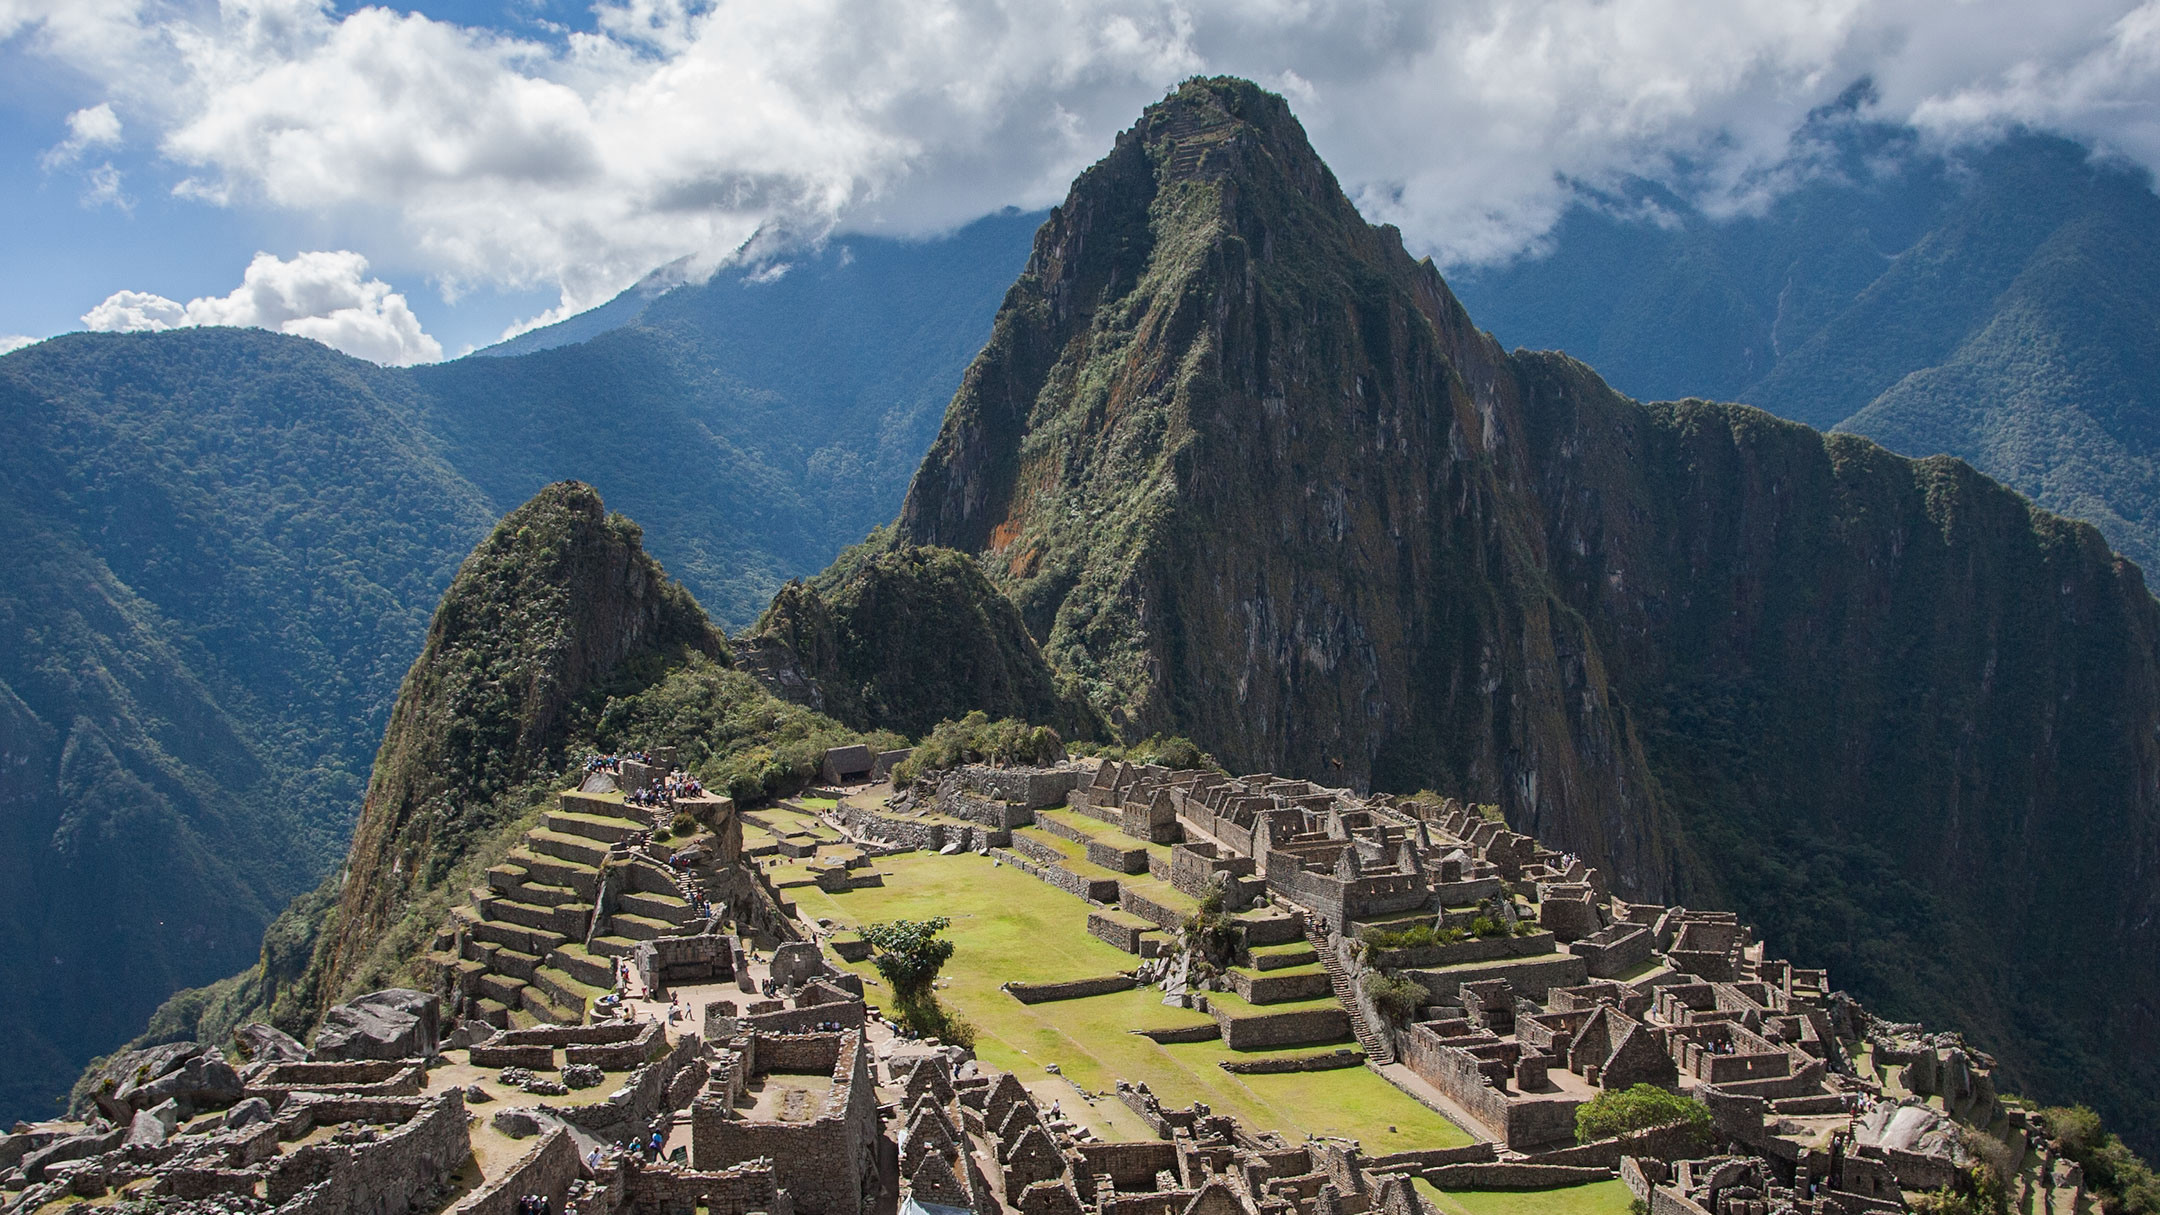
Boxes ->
[6,0,2160,343]
[81,250,443,365]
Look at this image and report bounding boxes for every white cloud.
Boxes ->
[8,0,2160,321]
[0,335,39,355]
[40,101,122,168]
[82,250,445,366]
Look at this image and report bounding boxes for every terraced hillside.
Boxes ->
[430,789,722,1029]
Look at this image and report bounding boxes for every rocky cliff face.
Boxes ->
[899,78,2160,1141]
[297,481,723,1019]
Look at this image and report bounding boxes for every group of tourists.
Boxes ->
[513,1196,553,1215]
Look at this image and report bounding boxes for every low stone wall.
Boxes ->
[954,766,1084,809]
[1422,1163,1614,1189]
[1229,968,1333,1004]
[1088,839,1152,874]
[469,1043,555,1069]
[1119,886,1187,931]
[1238,913,1306,947]
[1217,1049,1362,1074]
[1403,953,1588,1003]
[1523,1121,1708,1167]
[1003,975,1135,1004]
[267,1091,468,1215]
[490,1023,645,1047]
[834,804,1006,853]
[1364,1144,1498,1172]
[1213,1006,1348,1050]
[1011,835,1073,868]
[991,848,1120,903]
[624,1160,789,1215]
[450,1128,581,1215]
[1134,1023,1221,1044]
[562,1021,666,1070]
[1088,911,1154,954]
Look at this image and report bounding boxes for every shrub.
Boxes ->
[893,711,1064,788]
[1468,915,1506,938]
[863,917,956,1005]
[671,812,696,835]
[2040,1107,2160,1215]
[653,826,672,842]
[1364,971,1427,1025]
[1575,1084,1714,1146]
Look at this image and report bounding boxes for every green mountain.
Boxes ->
[0,214,1035,1124]
[1449,119,2160,572]
[896,77,2160,1148]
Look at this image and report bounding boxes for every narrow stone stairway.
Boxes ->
[1307,924,1396,1065]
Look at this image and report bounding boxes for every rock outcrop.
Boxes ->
[896,77,2160,1144]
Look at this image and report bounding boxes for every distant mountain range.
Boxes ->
[1451,116,2160,573]
[0,210,1036,1124]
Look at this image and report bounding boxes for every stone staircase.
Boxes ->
[1308,924,1396,1065]
[430,790,707,1029]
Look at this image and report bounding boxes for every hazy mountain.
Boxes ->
[1450,118,2160,572]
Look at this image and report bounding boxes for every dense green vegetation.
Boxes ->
[2040,1107,2160,1215]
[890,711,1067,787]
[1453,119,2160,573]
[0,215,1035,1124]
[1573,1084,1713,1146]
[861,916,970,1043]
[756,537,1098,738]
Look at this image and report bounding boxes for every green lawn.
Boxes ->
[1416,1179,1636,1215]
[791,850,1473,1150]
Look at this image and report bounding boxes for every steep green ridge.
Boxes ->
[0,216,1035,1122]
[750,537,1096,738]
[1450,122,2160,572]
[303,481,722,1018]
[898,78,2160,1147]
[121,485,890,1053]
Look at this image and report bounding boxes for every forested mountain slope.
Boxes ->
[898,77,2160,1148]
[0,213,1034,1124]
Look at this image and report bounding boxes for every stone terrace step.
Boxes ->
[529,829,612,868]
[504,848,602,899]
[546,810,645,845]
[558,791,649,823]
[480,896,590,938]
[468,917,569,957]
[520,984,582,1026]
[475,998,513,1029]
[1248,943,1319,971]
[464,939,544,983]
[606,913,679,942]
[616,890,695,924]
[549,943,617,989]
[533,965,607,1016]
[588,935,640,959]
[478,971,529,1008]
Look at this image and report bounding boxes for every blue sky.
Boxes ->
[6,0,2159,364]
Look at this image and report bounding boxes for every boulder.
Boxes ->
[464,1084,493,1104]
[81,1042,244,1120]
[126,1100,180,1147]
[232,1023,308,1065]
[223,1098,273,1130]
[491,1109,541,1139]
[21,1129,123,1183]
[562,1064,605,1090]
[312,989,440,1061]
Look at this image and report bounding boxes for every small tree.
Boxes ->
[1364,971,1427,1025]
[1575,1084,1714,1148]
[863,917,955,1005]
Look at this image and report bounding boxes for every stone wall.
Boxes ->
[1119,887,1187,931]
[955,766,1084,809]
[563,1022,667,1070]
[1212,1007,1348,1050]
[1397,1024,1581,1150]
[1228,968,1333,1004]
[1402,954,1588,1003]
[451,1128,581,1215]
[623,1160,791,1215]
[691,1031,878,1215]
[1421,1163,1614,1189]
[267,1091,469,1215]
[1217,1049,1362,1074]
[1569,925,1654,979]
[1003,975,1136,1004]
[991,848,1120,903]
[1087,911,1158,954]
[469,1043,556,1069]
[1087,839,1151,874]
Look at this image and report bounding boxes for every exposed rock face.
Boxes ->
[752,544,1094,738]
[311,989,440,1062]
[231,1023,307,1066]
[897,78,2160,1143]
[78,1042,243,1122]
[296,482,725,1022]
